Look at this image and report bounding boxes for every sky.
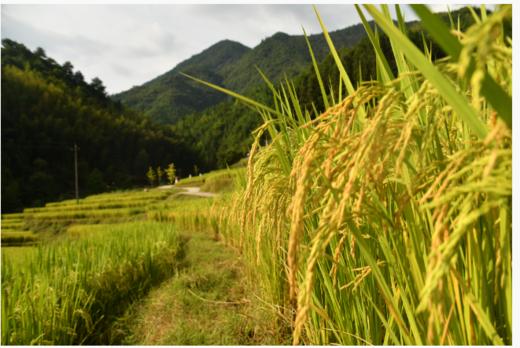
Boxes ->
[1,4,462,94]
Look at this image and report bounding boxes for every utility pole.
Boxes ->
[74,143,79,204]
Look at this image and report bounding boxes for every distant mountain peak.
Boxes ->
[113,24,370,124]
[271,31,290,39]
[211,39,250,49]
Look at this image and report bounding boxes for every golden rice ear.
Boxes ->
[181,5,511,346]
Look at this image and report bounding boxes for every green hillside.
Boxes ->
[1,39,198,212]
[221,25,367,93]
[112,40,251,124]
[112,24,368,124]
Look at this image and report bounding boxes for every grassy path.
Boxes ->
[119,230,275,345]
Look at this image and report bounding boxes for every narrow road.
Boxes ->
[177,186,217,198]
[158,185,217,198]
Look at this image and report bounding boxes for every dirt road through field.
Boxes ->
[177,186,217,198]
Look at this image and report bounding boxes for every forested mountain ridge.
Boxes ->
[168,8,485,170]
[1,39,198,212]
[220,24,368,93]
[112,40,251,124]
[112,23,368,124]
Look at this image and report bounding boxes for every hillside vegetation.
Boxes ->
[1,39,199,212]
[113,40,251,124]
[112,24,369,124]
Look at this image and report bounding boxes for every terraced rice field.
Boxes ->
[1,186,201,345]
[0,5,512,346]
[1,188,185,239]
[1,213,34,246]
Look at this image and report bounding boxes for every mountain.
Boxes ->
[112,40,251,124]
[221,24,367,93]
[1,39,198,212]
[113,23,368,124]
[166,7,486,170]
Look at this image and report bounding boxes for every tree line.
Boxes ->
[1,39,199,212]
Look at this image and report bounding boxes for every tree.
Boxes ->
[62,61,74,77]
[73,71,84,85]
[90,77,106,96]
[146,166,156,187]
[86,168,106,194]
[134,149,150,177]
[34,47,46,59]
[156,166,163,186]
[166,163,176,184]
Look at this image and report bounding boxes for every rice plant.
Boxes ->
[1,221,185,345]
[1,231,37,246]
[192,4,511,345]
[16,188,178,235]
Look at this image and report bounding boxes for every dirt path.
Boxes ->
[120,231,274,345]
[157,185,217,198]
[178,186,217,198]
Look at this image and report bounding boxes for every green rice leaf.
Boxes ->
[181,72,277,115]
[303,28,330,110]
[354,5,394,83]
[410,4,512,128]
[313,6,366,120]
[363,5,488,139]
[312,6,355,95]
[466,293,504,345]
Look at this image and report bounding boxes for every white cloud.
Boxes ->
[1,4,421,94]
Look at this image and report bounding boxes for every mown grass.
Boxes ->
[187,4,511,345]
[1,221,186,345]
